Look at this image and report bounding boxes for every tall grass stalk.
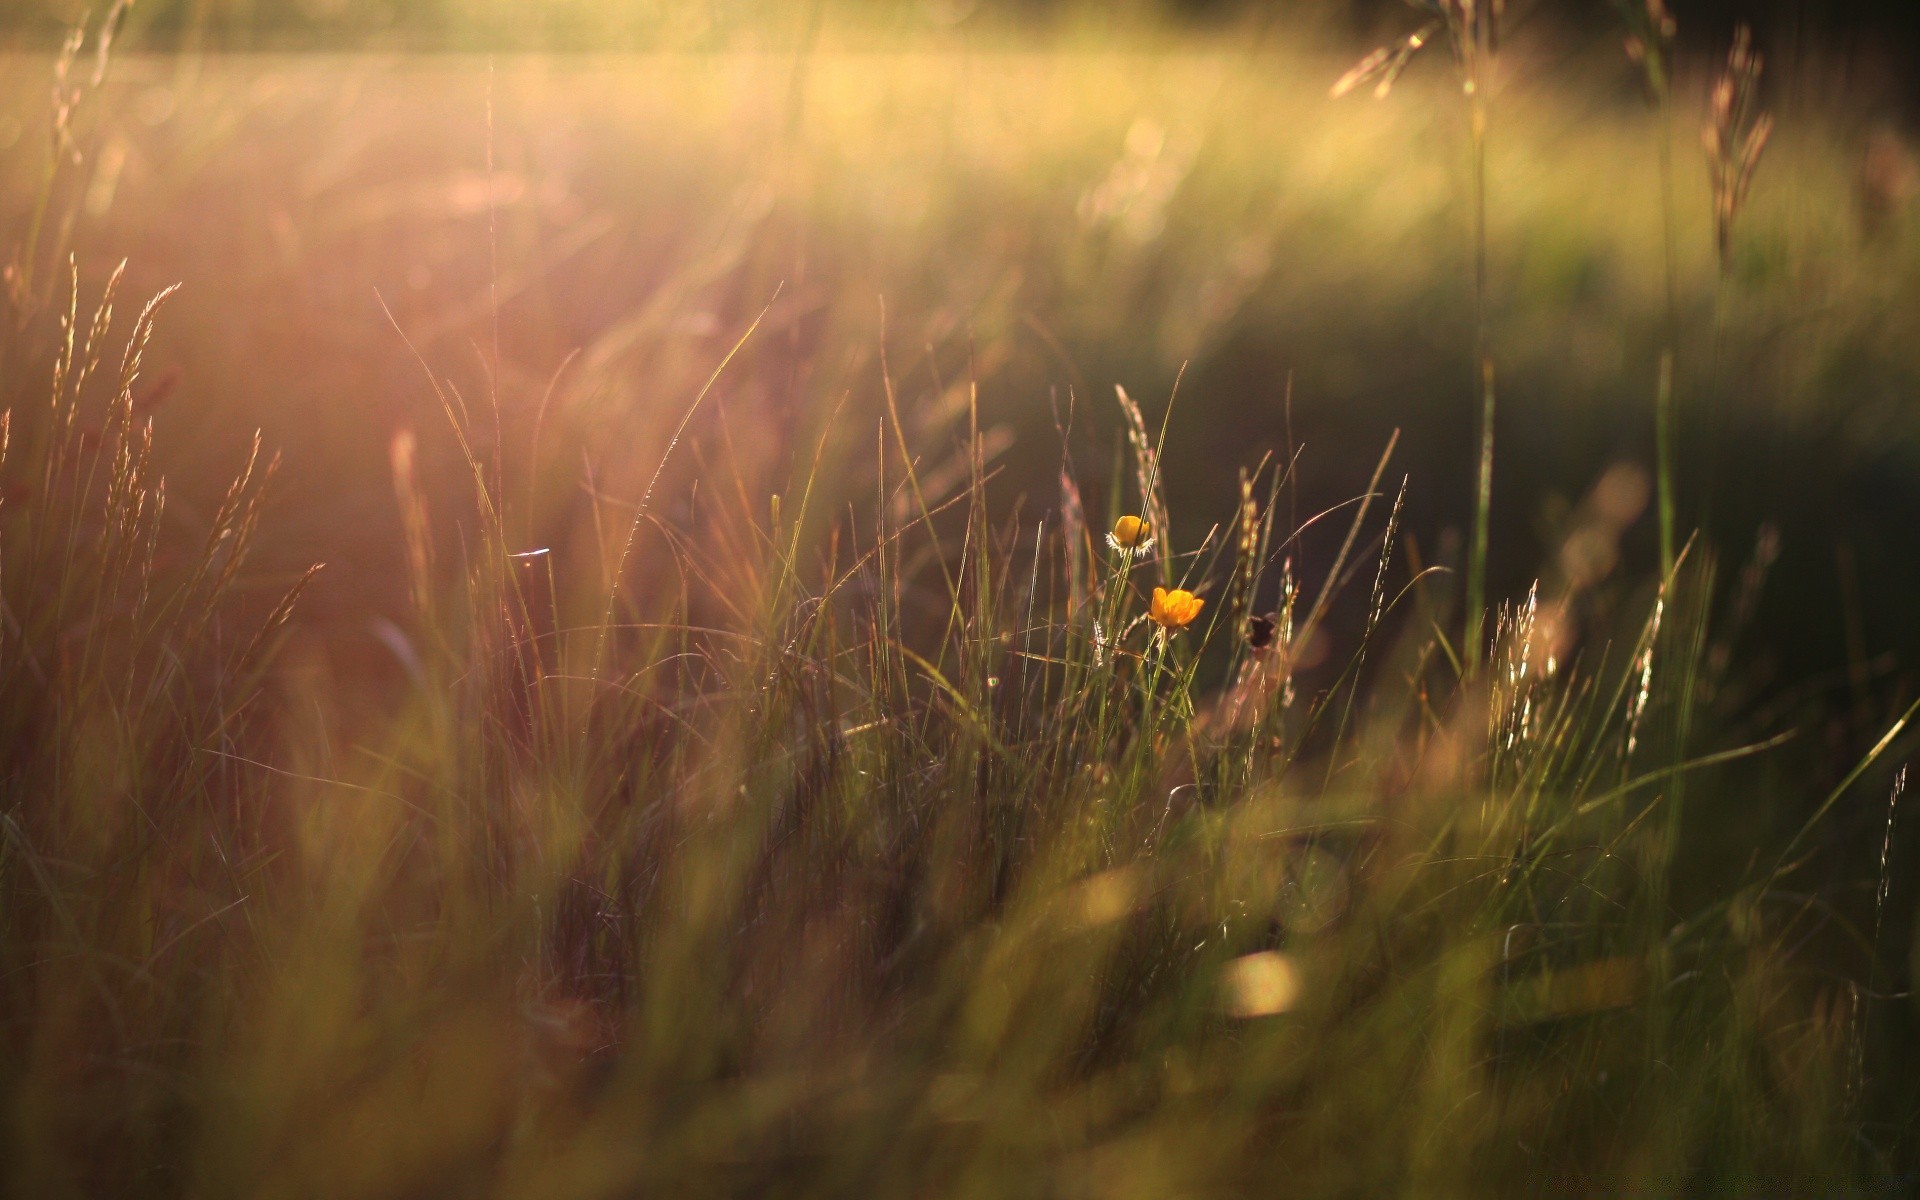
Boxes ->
[1335,0,1501,674]
[1615,0,1682,579]
[1462,3,1498,677]
[1701,24,1773,517]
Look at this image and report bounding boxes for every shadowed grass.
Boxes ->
[0,275,1902,1193]
[1,9,1918,1198]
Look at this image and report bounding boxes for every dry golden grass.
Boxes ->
[1,15,1919,1196]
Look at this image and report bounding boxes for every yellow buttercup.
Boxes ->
[1150,587,1204,630]
[1108,514,1155,555]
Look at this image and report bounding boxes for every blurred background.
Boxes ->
[1,0,1917,723]
[4,0,1920,55]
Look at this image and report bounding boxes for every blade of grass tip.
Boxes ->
[1555,730,1799,828]
[486,56,504,499]
[378,291,502,538]
[0,811,131,1043]
[968,360,991,677]
[1283,371,1298,532]
[1113,374,1180,589]
[1655,351,1676,580]
[1297,429,1400,653]
[1149,363,1185,586]
[1022,518,1046,715]
[891,645,1012,762]
[1864,767,1908,1087]
[1399,528,1463,680]
[930,361,990,680]
[525,345,580,520]
[877,297,960,612]
[1622,533,1699,765]
[591,287,781,684]
[776,387,856,608]
[1764,693,1920,892]
[1465,356,1495,676]
[1287,569,1446,784]
[1320,476,1407,790]
[1257,493,1373,593]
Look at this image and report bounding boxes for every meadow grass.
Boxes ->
[2,10,1920,1198]
[2,273,1893,1194]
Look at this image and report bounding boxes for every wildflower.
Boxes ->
[1108,514,1155,556]
[1150,587,1204,631]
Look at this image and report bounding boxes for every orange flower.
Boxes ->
[1150,587,1204,630]
[1108,514,1155,555]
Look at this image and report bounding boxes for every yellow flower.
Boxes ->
[1108,514,1155,555]
[1150,587,1204,630]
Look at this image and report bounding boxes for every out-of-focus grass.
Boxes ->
[0,261,1891,1194]
[2,32,1913,676]
[3,15,1920,1197]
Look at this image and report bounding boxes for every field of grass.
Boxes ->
[4,6,1920,1195]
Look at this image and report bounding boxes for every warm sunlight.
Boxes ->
[4,0,1920,1194]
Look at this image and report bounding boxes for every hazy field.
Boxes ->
[6,35,1916,664]
[4,12,1920,1196]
